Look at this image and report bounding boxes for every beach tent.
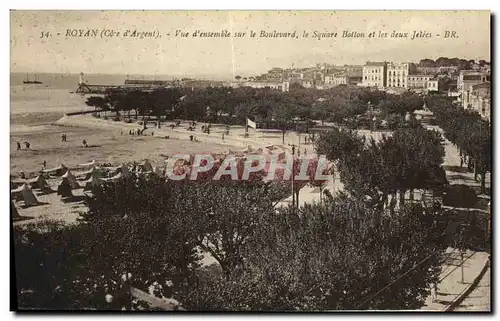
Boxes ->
[11,179,26,189]
[76,166,105,180]
[14,184,39,207]
[11,200,21,219]
[120,164,131,178]
[57,178,74,198]
[100,172,124,183]
[27,175,52,192]
[79,160,97,168]
[62,170,80,189]
[83,174,101,191]
[43,164,68,177]
[139,159,154,172]
[153,165,165,176]
[11,184,25,201]
[242,145,254,154]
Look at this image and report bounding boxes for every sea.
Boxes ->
[10,72,188,133]
[10,72,184,91]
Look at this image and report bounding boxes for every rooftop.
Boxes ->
[364,61,387,67]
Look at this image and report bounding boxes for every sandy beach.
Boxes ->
[10,85,252,225]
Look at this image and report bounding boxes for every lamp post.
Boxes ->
[287,143,297,208]
[367,101,373,132]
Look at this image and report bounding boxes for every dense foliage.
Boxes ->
[316,126,447,211]
[427,96,491,194]
[14,172,448,311]
[85,86,423,132]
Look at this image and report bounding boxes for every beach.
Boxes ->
[10,83,247,224]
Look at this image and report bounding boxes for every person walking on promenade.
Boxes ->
[16,141,21,151]
[43,160,47,168]
[24,141,30,149]
[82,139,88,148]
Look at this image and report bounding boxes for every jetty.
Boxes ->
[75,72,179,94]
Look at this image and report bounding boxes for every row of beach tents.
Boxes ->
[11,144,307,210]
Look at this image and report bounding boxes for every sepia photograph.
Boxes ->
[9,10,491,312]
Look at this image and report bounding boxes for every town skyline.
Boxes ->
[10,55,491,81]
[11,11,490,78]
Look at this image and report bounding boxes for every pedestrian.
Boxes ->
[16,141,21,150]
[20,171,26,179]
[129,129,132,136]
[297,149,301,157]
[304,148,307,156]
[61,134,65,142]
[82,139,88,148]
[121,131,123,136]
[43,160,47,168]
[24,141,30,149]
[189,135,193,142]
[222,133,225,141]
[151,132,154,136]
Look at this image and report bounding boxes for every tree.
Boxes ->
[427,96,491,194]
[315,126,446,212]
[179,195,447,311]
[85,96,108,116]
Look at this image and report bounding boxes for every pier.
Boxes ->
[74,72,179,94]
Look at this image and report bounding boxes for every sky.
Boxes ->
[10,10,491,79]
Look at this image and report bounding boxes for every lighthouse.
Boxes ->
[79,72,84,85]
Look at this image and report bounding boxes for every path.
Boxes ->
[420,249,489,311]
[419,124,491,311]
[454,266,491,311]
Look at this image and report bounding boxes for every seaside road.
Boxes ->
[454,267,491,311]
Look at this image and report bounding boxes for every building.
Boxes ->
[463,82,490,120]
[227,80,290,92]
[407,74,432,90]
[386,62,417,88]
[337,65,363,75]
[325,73,348,86]
[362,62,387,88]
[348,75,363,86]
[457,70,490,93]
[427,79,439,92]
[457,71,490,108]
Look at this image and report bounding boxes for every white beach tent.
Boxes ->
[153,165,165,176]
[27,175,52,192]
[139,159,154,172]
[79,160,97,168]
[100,172,124,183]
[43,164,68,177]
[12,183,39,207]
[11,200,21,219]
[83,174,102,191]
[242,145,254,154]
[62,170,81,189]
[76,166,105,180]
